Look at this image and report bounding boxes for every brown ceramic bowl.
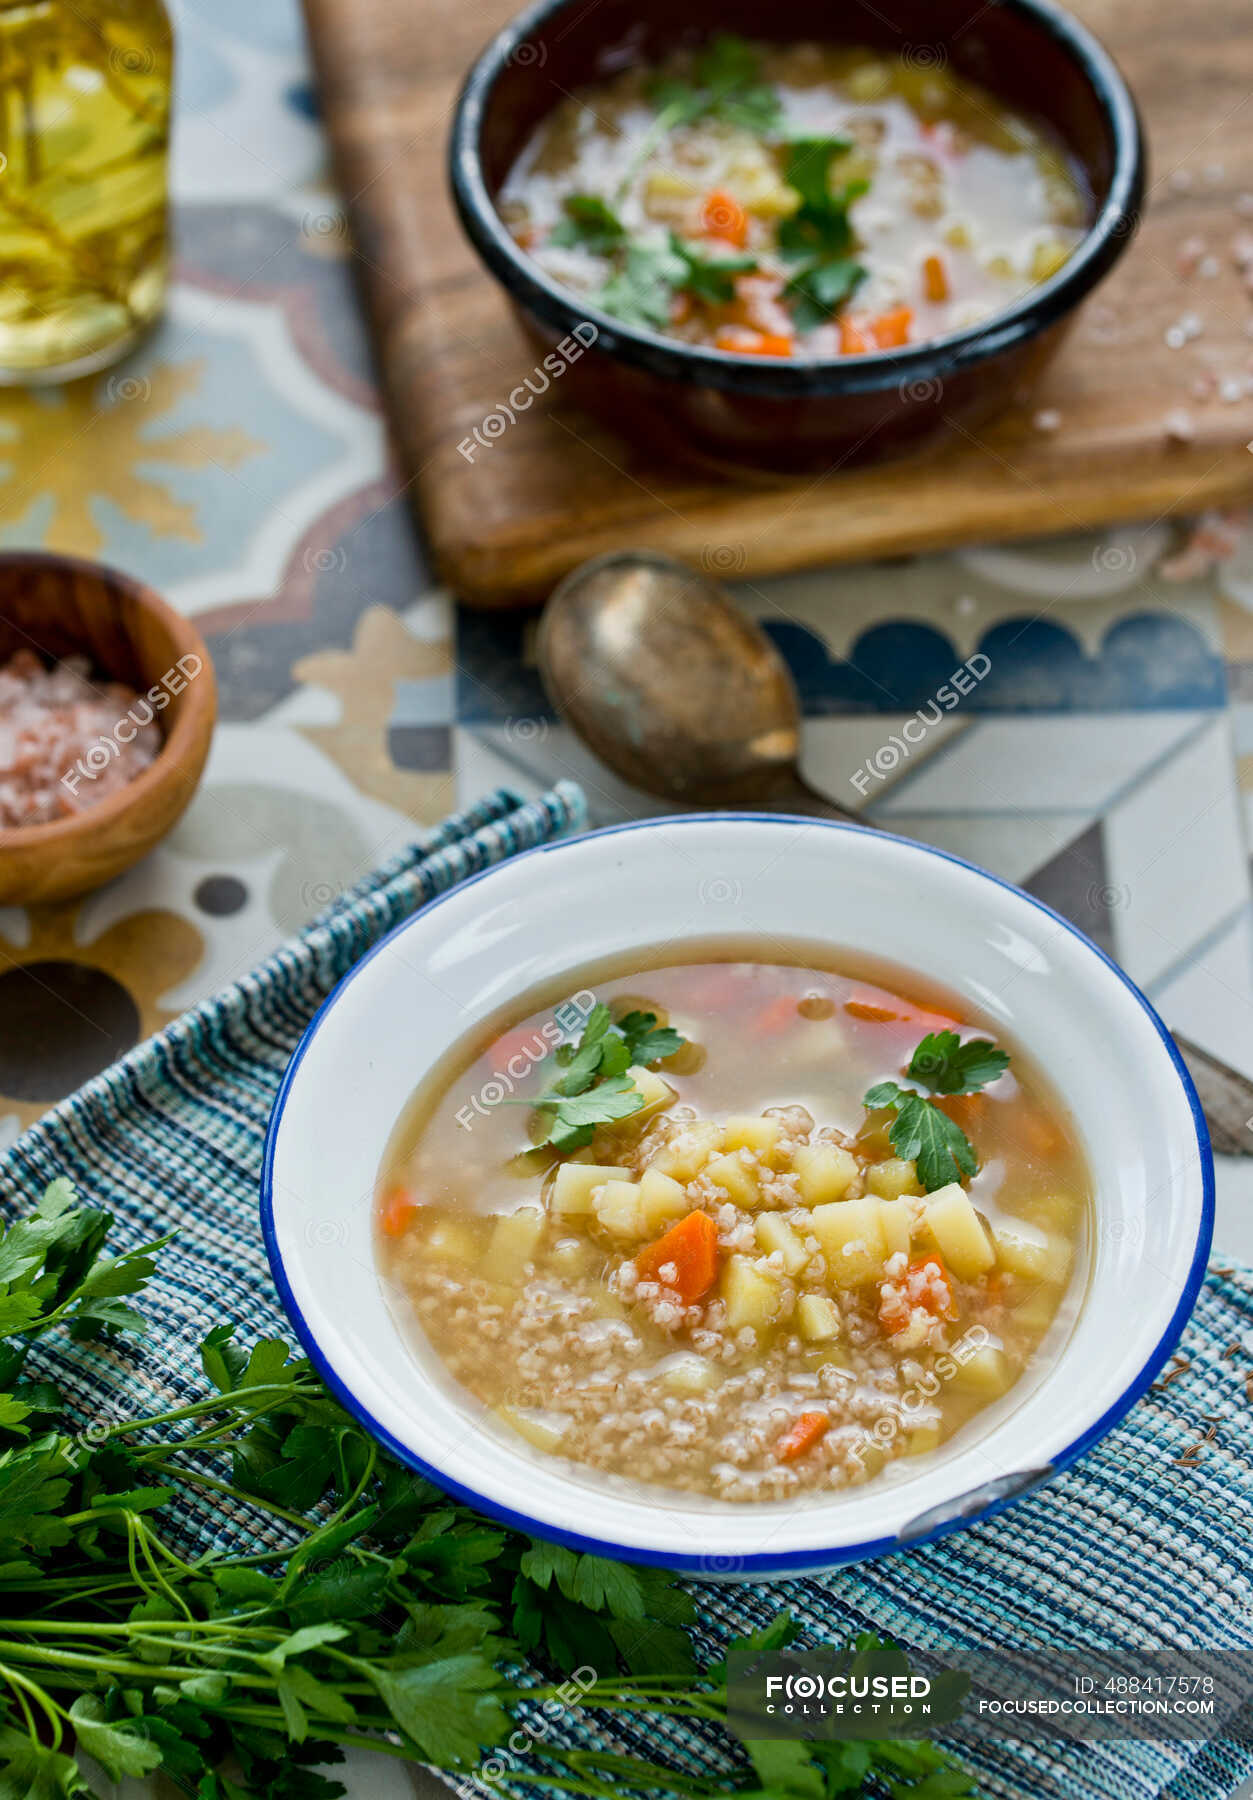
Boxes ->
[0,552,217,905]
[450,0,1145,475]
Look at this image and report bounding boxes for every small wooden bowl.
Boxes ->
[0,552,217,905]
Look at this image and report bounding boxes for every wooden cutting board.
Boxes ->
[303,0,1253,605]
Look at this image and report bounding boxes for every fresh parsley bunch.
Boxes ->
[865,1030,1010,1191]
[0,1179,981,1798]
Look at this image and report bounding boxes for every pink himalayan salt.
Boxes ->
[0,649,161,828]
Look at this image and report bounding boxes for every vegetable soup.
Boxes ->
[377,947,1089,1502]
[498,39,1087,358]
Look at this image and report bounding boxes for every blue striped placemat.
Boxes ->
[1,782,1249,1800]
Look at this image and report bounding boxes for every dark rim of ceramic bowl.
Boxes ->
[449,0,1146,396]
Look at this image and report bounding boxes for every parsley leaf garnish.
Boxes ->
[524,998,685,1150]
[595,232,755,330]
[670,234,756,303]
[864,1083,979,1191]
[549,193,627,253]
[908,1029,1010,1095]
[865,1029,1010,1190]
[777,137,868,329]
[597,239,686,327]
[647,35,784,135]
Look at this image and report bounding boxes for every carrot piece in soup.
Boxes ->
[922,252,949,302]
[715,326,793,357]
[879,1255,958,1335]
[636,1210,719,1302]
[754,993,799,1036]
[775,1411,830,1462]
[1020,1109,1062,1156]
[839,317,871,354]
[870,306,913,348]
[380,1186,419,1237]
[845,991,903,1023]
[702,188,749,248]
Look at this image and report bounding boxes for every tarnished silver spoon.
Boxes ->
[536,549,856,820]
[536,548,1251,1154]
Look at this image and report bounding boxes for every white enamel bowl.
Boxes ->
[262,816,1212,1579]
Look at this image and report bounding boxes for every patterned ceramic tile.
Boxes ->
[0,0,1251,1794]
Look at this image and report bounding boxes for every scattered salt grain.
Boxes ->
[1032,407,1062,432]
[1165,312,1203,349]
[1163,409,1195,446]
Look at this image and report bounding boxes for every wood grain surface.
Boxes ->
[303,0,1253,605]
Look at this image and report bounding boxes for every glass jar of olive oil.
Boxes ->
[0,0,172,382]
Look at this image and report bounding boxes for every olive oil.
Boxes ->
[0,0,171,381]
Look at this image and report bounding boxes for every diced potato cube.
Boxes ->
[660,1352,718,1395]
[904,1423,942,1456]
[1030,237,1070,281]
[1017,1190,1084,1234]
[498,1405,569,1453]
[867,1157,922,1200]
[848,59,891,100]
[425,1218,480,1263]
[722,1114,784,1164]
[550,1161,631,1216]
[619,1064,675,1122]
[481,1206,545,1281]
[880,1198,914,1260]
[642,169,698,221]
[548,1235,596,1277]
[705,1152,760,1210]
[755,1211,808,1275]
[994,1223,1072,1285]
[652,1122,721,1181]
[810,1198,888,1287]
[944,219,972,249]
[593,1178,645,1239]
[643,169,698,200]
[923,1184,995,1280]
[719,1255,781,1329]
[952,1343,1012,1397]
[793,1143,858,1205]
[796,1293,840,1342]
[1011,1287,1062,1335]
[740,173,802,219]
[638,1167,688,1232]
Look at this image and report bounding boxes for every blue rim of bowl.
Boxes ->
[261,814,1214,1575]
[448,0,1146,397]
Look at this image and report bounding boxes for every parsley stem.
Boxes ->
[97,1380,318,1439]
[141,1460,317,1529]
[0,1664,62,1749]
